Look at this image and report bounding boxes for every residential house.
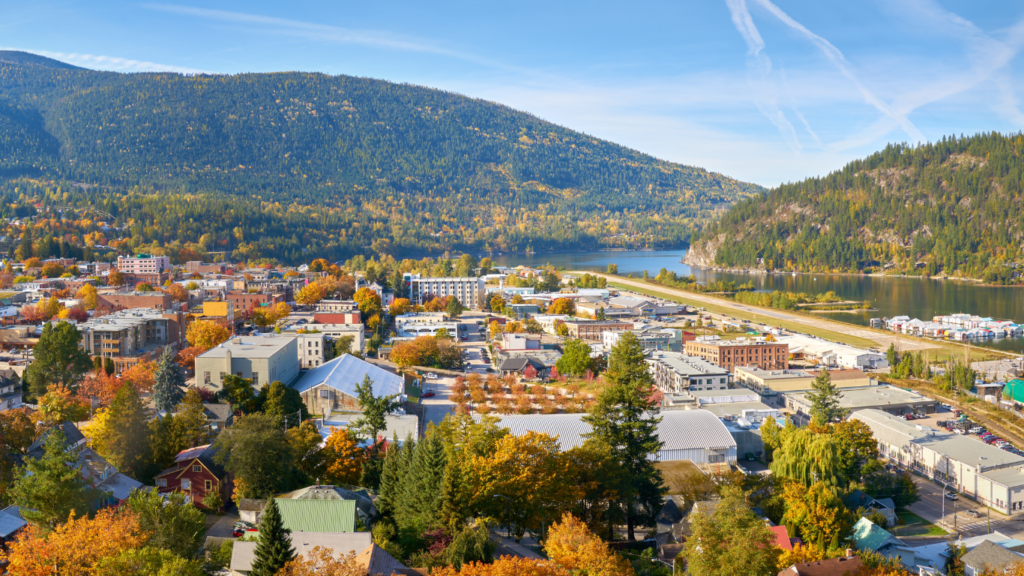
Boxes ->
[0,374,21,410]
[153,444,231,509]
[229,533,410,575]
[0,508,26,550]
[278,485,379,528]
[777,553,864,576]
[962,540,1024,575]
[843,489,897,527]
[291,354,404,418]
[275,499,357,533]
[850,517,910,565]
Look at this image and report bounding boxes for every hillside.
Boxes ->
[688,133,1024,282]
[0,50,761,263]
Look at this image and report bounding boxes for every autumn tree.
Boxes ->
[90,383,152,478]
[0,408,36,506]
[287,420,328,482]
[547,298,576,315]
[278,547,367,576]
[213,413,293,498]
[96,547,204,576]
[583,332,664,540]
[186,318,231,350]
[431,557,571,576]
[295,281,327,306]
[108,268,125,286]
[322,427,365,485]
[0,508,149,574]
[682,486,781,576]
[9,431,98,528]
[390,297,412,316]
[544,512,635,576]
[122,360,158,393]
[781,481,856,551]
[34,386,91,426]
[23,321,94,399]
[76,283,99,310]
[165,283,189,303]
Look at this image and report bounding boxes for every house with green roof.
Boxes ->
[850,517,913,567]
[275,499,356,533]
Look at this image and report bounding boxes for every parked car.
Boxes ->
[945,492,959,501]
[964,509,981,518]
[425,373,439,379]
[422,390,436,398]
[904,414,915,421]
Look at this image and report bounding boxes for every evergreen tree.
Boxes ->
[17,228,33,261]
[173,388,210,449]
[351,375,402,445]
[104,358,115,376]
[596,307,606,321]
[438,457,466,535]
[23,321,94,400]
[806,369,847,426]
[249,498,295,576]
[397,431,447,531]
[262,381,309,422]
[375,433,406,519]
[152,347,186,413]
[583,332,664,540]
[10,431,97,528]
[445,297,464,318]
[886,343,898,367]
[92,383,152,478]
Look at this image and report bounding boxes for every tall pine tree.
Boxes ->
[10,431,98,528]
[397,430,447,531]
[249,498,295,576]
[583,332,664,541]
[806,369,847,426]
[92,383,152,478]
[152,347,186,413]
[376,433,409,519]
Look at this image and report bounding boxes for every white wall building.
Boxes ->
[409,277,485,308]
[775,334,889,369]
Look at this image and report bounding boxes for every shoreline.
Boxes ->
[685,263,1023,288]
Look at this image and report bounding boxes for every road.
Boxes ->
[420,316,492,429]
[578,272,964,353]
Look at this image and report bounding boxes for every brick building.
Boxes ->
[226,291,287,311]
[313,312,360,325]
[185,261,226,274]
[117,254,171,275]
[97,291,173,311]
[684,337,789,371]
[562,320,635,342]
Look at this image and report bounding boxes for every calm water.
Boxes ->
[491,249,1024,353]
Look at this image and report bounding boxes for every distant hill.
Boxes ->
[687,133,1024,282]
[0,50,762,262]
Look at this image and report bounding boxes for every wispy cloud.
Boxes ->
[0,46,209,74]
[143,3,515,71]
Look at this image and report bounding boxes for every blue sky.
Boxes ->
[3,0,1024,187]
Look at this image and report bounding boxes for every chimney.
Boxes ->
[846,548,853,559]
[224,348,232,375]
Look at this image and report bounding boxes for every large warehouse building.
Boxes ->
[489,410,737,465]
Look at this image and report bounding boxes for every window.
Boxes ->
[205,480,212,491]
[193,464,201,472]
[252,373,259,385]
[182,479,191,490]
[156,478,167,487]
[320,390,330,398]
[204,371,211,384]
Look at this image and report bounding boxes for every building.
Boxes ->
[78,308,186,373]
[409,277,485,308]
[531,314,571,335]
[685,337,789,370]
[778,554,864,576]
[603,326,688,353]
[229,533,409,576]
[195,335,300,390]
[394,312,460,341]
[961,540,1024,575]
[316,300,358,313]
[646,351,732,393]
[153,444,231,509]
[562,319,635,342]
[491,410,737,464]
[96,290,173,311]
[852,409,1024,516]
[735,366,873,395]
[312,312,360,325]
[278,484,379,529]
[296,331,328,369]
[192,301,237,324]
[0,374,22,410]
[291,354,404,418]
[226,291,287,312]
[784,385,937,423]
[502,333,541,351]
[185,261,226,274]
[775,334,888,370]
[117,254,171,275]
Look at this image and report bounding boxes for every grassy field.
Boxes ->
[609,281,880,348]
[655,460,705,495]
[895,509,947,537]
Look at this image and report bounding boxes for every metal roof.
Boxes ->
[291,354,403,399]
[490,409,736,452]
[0,509,26,538]
[787,385,934,410]
[275,499,356,533]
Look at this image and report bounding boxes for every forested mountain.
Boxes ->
[687,133,1024,282]
[0,50,761,263]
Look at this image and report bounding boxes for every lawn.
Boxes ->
[405,383,421,403]
[608,281,879,348]
[655,460,705,495]
[894,509,947,537]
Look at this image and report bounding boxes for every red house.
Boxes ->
[154,444,232,510]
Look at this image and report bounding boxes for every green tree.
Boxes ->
[446,297,464,318]
[286,420,327,483]
[174,388,211,450]
[221,374,261,414]
[96,547,204,576]
[862,469,920,507]
[681,486,780,576]
[397,431,448,533]
[213,413,294,498]
[262,381,309,422]
[831,420,879,489]
[760,416,781,462]
[152,347,186,413]
[350,375,402,470]
[249,498,296,576]
[23,321,94,399]
[583,332,664,540]
[596,307,606,321]
[606,263,618,274]
[770,428,841,488]
[334,334,356,357]
[555,339,593,378]
[92,383,152,478]
[17,228,33,261]
[104,357,115,376]
[886,343,898,367]
[10,431,97,528]
[805,369,848,425]
[126,489,206,559]
[377,434,414,520]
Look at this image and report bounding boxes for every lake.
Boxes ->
[490,249,1024,353]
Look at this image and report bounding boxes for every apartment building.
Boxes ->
[394,312,459,341]
[409,277,485,308]
[185,261,226,274]
[317,300,358,313]
[117,254,171,275]
[195,335,300,390]
[562,320,635,342]
[78,308,186,373]
[684,337,789,370]
[97,290,174,311]
[645,351,731,393]
[296,331,328,369]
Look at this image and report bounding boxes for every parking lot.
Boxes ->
[901,406,1024,457]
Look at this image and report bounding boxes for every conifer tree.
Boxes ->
[152,348,186,413]
[398,431,447,531]
[10,431,98,528]
[376,433,405,519]
[806,369,847,426]
[438,457,466,535]
[249,498,295,576]
[92,383,152,478]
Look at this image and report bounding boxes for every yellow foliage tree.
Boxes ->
[546,298,576,316]
[278,547,366,576]
[186,319,231,351]
[0,508,149,575]
[544,513,635,576]
[322,427,364,485]
[76,284,99,310]
[431,556,570,576]
[390,297,412,316]
[295,282,327,306]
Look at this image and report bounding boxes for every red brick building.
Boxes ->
[97,291,173,311]
[313,312,361,325]
[154,444,231,510]
[226,291,288,311]
[684,338,789,371]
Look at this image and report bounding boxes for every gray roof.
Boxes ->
[962,540,1024,571]
[0,508,26,538]
[979,467,1024,489]
[199,335,296,359]
[202,403,233,422]
[28,422,85,458]
[787,385,935,410]
[291,354,403,399]
[646,351,730,377]
[230,532,373,571]
[489,409,736,452]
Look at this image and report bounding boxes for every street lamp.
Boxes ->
[493,494,512,540]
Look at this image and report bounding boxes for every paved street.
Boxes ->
[420,318,491,428]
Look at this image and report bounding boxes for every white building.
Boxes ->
[775,334,888,369]
[409,277,485,308]
[116,254,171,275]
[646,350,732,393]
[531,314,570,335]
[296,332,328,369]
[393,313,460,341]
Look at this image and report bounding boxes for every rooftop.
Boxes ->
[199,335,296,359]
[291,354,403,399]
[786,385,934,409]
[230,532,371,572]
[646,351,730,376]
[78,307,169,331]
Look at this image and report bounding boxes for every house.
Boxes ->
[777,552,864,576]
[850,517,908,563]
[238,499,263,524]
[961,540,1024,575]
[769,525,794,551]
[229,533,410,575]
[0,374,22,410]
[843,489,897,527]
[497,356,549,379]
[77,447,146,507]
[27,421,87,458]
[0,507,26,548]
[153,444,232,510]
[278,484,379,528]
[202,403,234,433]
[291,354,404,417]
[275,499,357,533]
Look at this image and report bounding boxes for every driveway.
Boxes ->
[205,510,241,539]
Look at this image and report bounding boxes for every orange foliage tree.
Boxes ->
[176,346,205,370]
[322,427,364,485]
[431,556,571,576]
[186,319,231,351]
[278,547,366,576]
[165,283,189,303]
[295,282,327,306]
[75,284,99,310]
[0,508,149,575]
[77,371,125,408]
[34,386,91,426]
[544,513,635,576]
[546,298,576,315]
[122,360,158,393]
[390,297,412,316]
